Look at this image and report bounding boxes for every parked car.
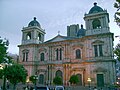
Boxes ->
[55,86,64,90]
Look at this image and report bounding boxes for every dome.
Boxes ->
[77,25,86,37]
[28,17,41,28]
[89,2,103,14]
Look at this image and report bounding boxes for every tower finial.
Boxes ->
[58,31,60,35]
[81,24,83,29]
[34,17,36,20]
[94,2,97,6]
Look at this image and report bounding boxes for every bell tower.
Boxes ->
[21,17,45,45]
[84,3,110,36]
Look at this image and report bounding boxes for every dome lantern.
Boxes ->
[77,24,86,37]
[89,2,103,14]
[28,17,41,28]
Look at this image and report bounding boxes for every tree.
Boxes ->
[114,0,120,26]
[5,64,28,90]
[53,76,63,85]
[69,75,79,85]
[114,43,120,61]
[0,37,9,63]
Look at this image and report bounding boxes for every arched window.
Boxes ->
[56,70,62,78]
[92,19,101,29]
[38,33,41,41]
[26,32,31,40]
[40,53,44,61]
[76,49,81,59]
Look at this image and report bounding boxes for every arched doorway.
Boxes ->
[55,70,63,82]
[56,70,63,78]
[76,74,82,86]
[39,74,44,84]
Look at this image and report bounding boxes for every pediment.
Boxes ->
[45,35,69,43]
[93,67,107,72]
[92,40,104,45]
[50,36,66,42]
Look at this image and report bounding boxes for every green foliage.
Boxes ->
[69,75,79,85]
[0,38,8,63]
[6,64,28,85]
[114,43,120,61]
[53,76,63,85]
[114,0,120,26]
[29,75,38,84]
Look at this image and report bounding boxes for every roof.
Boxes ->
[45,34,75,43]
[28,17,41,28]
[89,2,103,14]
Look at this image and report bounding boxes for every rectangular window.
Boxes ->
[94,45,98,57]
[23,53,25,62]
[60,48,62,60]
[56,48,63,60]
[40,53,44,61]
[26,52,28,61]
[76,49,81,59]
[94,44,103,57]
[99,45,103,56]
[56,49,59,60]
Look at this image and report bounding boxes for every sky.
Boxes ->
[0,0,120,54]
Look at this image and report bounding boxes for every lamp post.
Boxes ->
[87,78,91,90]
[26,78,30,87]
[33,75,38,90]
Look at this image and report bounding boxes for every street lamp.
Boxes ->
[87,78,91,90]
[33,75,38,90]
[26,78,30,86]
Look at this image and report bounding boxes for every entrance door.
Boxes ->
[39,74,44,84]
[76,74,82,86]
[97,74,104,87]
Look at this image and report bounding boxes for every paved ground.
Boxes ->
[65,86,114,90]
[3,84,119,90]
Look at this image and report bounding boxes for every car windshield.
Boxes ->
[56,87,63,90]
[37,87,47,90]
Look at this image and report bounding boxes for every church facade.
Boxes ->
[18,3,116,87]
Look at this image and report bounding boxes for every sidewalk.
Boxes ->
[65,86,114,90]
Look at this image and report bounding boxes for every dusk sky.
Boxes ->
[0,0,120,54]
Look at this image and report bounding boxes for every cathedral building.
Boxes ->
[18,3,116,87]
